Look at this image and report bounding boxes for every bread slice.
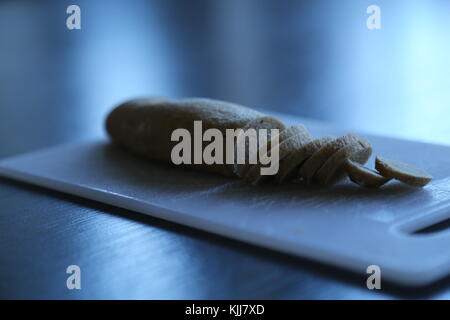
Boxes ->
[298,133,358,184]
[238,126,306,178]
[275,136,334,184]
[316,139,372,185]
[238,124,306,179]
[233,116,286,177]
[244,126,310,185]
[375,157,432,187]
[346,160,391,188]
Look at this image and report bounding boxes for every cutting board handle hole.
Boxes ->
[412,217,450,235]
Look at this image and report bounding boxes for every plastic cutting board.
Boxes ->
[1,115,450,286]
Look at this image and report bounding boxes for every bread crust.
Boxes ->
[375,157,432,187]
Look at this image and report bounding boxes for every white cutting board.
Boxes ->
[1,115,450,286]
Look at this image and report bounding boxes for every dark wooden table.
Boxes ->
[1,0,449,299]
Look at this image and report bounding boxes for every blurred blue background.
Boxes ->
[1,0,449,157]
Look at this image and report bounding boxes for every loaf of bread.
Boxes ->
[106,97,432,188]
[106,97,284,177]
